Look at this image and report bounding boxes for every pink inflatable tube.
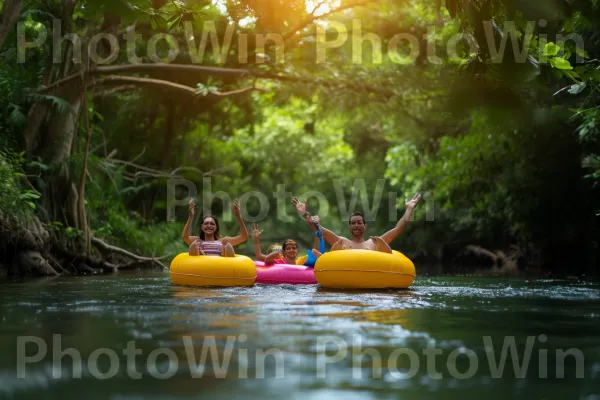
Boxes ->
[254,261,317,285]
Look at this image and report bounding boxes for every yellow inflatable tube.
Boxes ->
[170,253,256,287]
[314,250,416,289]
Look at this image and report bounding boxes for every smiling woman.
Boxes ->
[184,199,249,258]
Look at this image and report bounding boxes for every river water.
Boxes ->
[1,273,599,399]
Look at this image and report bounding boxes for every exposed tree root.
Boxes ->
[464,244,523,274]
[0,215,170,277]
[91,237,169,269]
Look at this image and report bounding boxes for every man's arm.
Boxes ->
[292,198,342,246]
[303,214,341,247]
[320,226,343,246]
[380,193,422,244]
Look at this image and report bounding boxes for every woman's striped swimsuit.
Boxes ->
[200,240,224,256]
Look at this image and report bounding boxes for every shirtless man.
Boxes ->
[291,193,422,253]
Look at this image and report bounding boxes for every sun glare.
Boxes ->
[306,0,342,16]
[212,0,227,14]
[213,0,343,20]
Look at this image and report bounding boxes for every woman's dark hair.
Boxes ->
[282,239,297,251]
[348,211,365,224]
[199,215,222,240]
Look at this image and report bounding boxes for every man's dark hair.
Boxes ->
[348,211,365,225]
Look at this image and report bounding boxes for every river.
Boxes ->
[1,273,599,399]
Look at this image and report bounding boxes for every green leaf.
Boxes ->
[550,57,573,70]
[151,14,168,30]
[28,160,50,171]
[575,46,589,59]
[8,105,27,127]
[568,82,587,95]
[563,70,580,81]
[19,191,40,200]
[544,42,560,56]
[167,14,182,29]
[28,94,75,114]
[563,17,573,33]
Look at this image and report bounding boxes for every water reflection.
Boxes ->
[171,287,225,298]
[0,274,599,399]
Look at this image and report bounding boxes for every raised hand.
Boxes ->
[292,197,307,216]
[252,223,263,240]
[405,193,422,210]
[370,236,385,245]
[189,198,195,216]
[370,235,393,253]
[232,199,241,218]
[191,239,205,256]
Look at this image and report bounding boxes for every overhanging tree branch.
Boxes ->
[282,0,377,42]
[36,63,394,98]
[90,75,263,99]
[91,75,200,97]
[93,85,137,97]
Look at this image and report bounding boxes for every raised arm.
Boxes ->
[319,226,343,246]
[380,193,422,244]
[309,215,326,253]
[182,199,199,246]
[264,251,282,264]
[222,199,249,246]
[292,198,342,246]
[252,223,268,261]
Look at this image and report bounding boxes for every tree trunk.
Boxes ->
[145,103,177,219]
[0,0,24,50]
[29,2,93,229]
[36,70,84,224]
[23,103,48,155]
[78,95,93,254]
[162,104,176,167]
[42,85,84,164]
